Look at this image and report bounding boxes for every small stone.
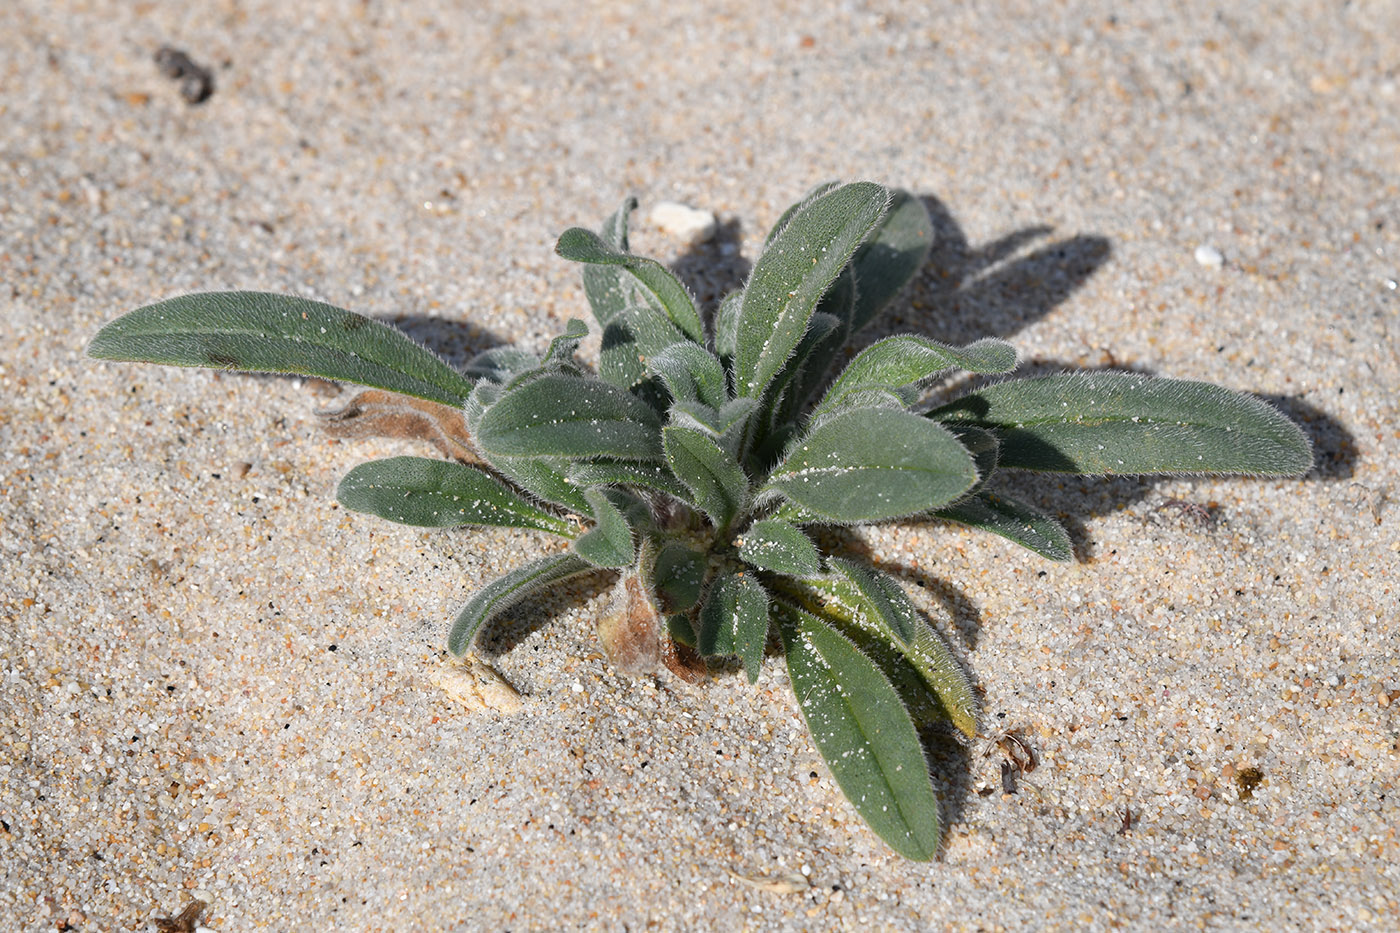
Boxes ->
[649,201,717,244]
[1194,244,1224,268]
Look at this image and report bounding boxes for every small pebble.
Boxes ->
[1194,244,1224,268]
[649,201,717,244]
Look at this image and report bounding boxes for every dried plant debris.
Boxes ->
[427,653,523,713]
[153,46,214,105]
[88,182,1312,860]
[151,898,206,933]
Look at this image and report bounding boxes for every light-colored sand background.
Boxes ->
[3,1,1398,930]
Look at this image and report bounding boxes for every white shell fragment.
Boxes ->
[427,653,524,713]
[649,200,717,244]
[1194,244,1224,268]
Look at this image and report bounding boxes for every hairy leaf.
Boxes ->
[448,553,595,655]
[542,318,589,370]
[477,373,663,461]
[567,460,691,502]
[462,345,540,384]
[336,456,573,536]
[663,426,750,531]
[804,559,978,737]
[698,571,770,683]
[776,601,942,861]
[572,488,637,568]
[735,183,889,398]
[648,342,729,411]
[737,519,822,577]
[818,336,1017,413]
[651,542,708,613]
[847,189,935,333]
[556,227,705,342]
[598,304,688,393]
[763,181,841,248]
[88,291,477,407]
[935,489,1073,562]
[577,197,638,330]
[487,455,594,516]
[712,290,744,359]
[930,372,1313,476]
[767,408,977,522]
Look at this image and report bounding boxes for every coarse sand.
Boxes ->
[2,2,1398,930]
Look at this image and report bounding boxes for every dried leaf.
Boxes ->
[319,388,479,463]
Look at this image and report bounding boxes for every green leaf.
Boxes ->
[935,489,1073,562]
[930,372,1313,476]
[487,455,593,516]
[663,425,750,531]
[762,312,844,435]
[847,189,935,333]
[542,319,589,370]
[818,336,1017,413]
[650,542,708,612]
[763,181,841,248]
[766,408,977,523]
[572,488,636,568]
[448,553,595,655]
[647,342,729,410]
[477,373,663,461]
[336,456,573,536]
[598,304,688,393]
[775,601,941,861]
[566,460,691,502]
[576,198,638,330]
[712,290,744,359]
[698,571,770,683]
[734,183,890,398]
[805,559,978,737]
[462,346,539,384]
[556,227,705,343]
[88,291,477,407]
[737,519,822,577]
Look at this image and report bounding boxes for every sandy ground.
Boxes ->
[2,1,1398,930]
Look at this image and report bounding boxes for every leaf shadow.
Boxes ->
[665,216,752,318]
[472,567,618,659]
[870,194,1113,347]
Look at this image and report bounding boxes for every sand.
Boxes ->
[2,1,1397,930]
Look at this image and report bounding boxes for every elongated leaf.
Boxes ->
[847,189,935,333]
[556,228,705,342]
[663,425,750,530]
[698,571,770,683]
[935,489,1072,562]
[477,373,662,461]
[577,198,638,330]
[336,456,573,536]
[766,408,977,523]
[776,602,941,861]
[762,312,844,435]
[818,336,1017,413]
[448,553,595,655]
[599,304,688,393]
[572,488,636,567]
[712,290,744,359]
[930,372,1313,476]
[735,183,889,398]
[88,291,477,407]
[488,455,593,516]
[567,460,691,501]
[737,519,822,577]
[648,343,729,410]
[805,559,977,737]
